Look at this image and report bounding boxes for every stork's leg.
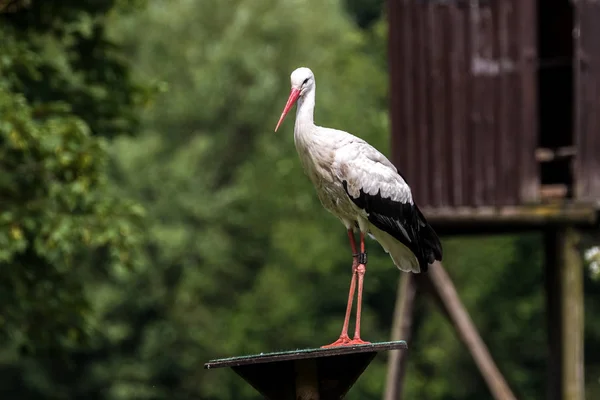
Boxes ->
[348,232,370,345]
[321,229,358,348]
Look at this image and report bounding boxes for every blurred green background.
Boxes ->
[1,0,600,399]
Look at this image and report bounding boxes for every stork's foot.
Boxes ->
[321,335,352,348]
[321,335,371,348]
[347,337,371,346]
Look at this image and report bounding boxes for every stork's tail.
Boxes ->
[370,226,421,273]
[413,205,443,272]
[370,206,443,273]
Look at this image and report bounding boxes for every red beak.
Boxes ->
[274,88,301,132]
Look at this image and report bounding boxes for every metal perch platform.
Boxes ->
[204,341,408,400]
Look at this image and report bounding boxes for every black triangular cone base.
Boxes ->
[204,341,407,400]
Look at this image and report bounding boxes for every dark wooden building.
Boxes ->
[386,1,600,399]
[389,0,600,232]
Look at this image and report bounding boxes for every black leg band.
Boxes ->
[353,252,368,265]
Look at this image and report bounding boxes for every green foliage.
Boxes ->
[343,0,385,29]
[1,0,148,138]
[2,1,600,400]
[0,0,145,350]
[90,1,389,398]
[0,86,142,348]
[403,234,545,399]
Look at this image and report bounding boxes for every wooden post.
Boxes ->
[545,227,585,400]
[295,359,320,400]
[383,273,417,400]
[427,262,517,400]
[560,228,585,400]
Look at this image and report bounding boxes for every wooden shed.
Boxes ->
[386,1,600,400]
[388,0,600,232]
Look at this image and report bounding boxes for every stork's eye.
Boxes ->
[302,78,309,85]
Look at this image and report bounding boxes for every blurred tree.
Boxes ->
[68,0,391,399]
[0,0,146,351]
[77,0,600,398]
[343,0,385,29]
[402,234,546,400]
[1,0,149,138]
[2,1,600,400]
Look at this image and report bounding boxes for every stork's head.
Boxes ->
[274,67,315,132]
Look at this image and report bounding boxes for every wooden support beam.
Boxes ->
[421,203,598,229]
[540,184,569,200]
[426,262,517,400]
[545,230,562,400]
[383,273,417,400]
[546,227,585,400]
[535,146,577,162]
[295,359,320,400]
[561,228,585,400]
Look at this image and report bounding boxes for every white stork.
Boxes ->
[274,67,443,348]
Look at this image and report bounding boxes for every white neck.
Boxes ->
[294,85,316,135]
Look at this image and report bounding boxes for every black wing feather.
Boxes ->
[342,180,442,272]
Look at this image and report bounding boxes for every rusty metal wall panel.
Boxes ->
[389,0,539,208]
[574,0,600,203]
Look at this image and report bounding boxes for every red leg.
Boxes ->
[348,232,370,345]
[321,230,359,348]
